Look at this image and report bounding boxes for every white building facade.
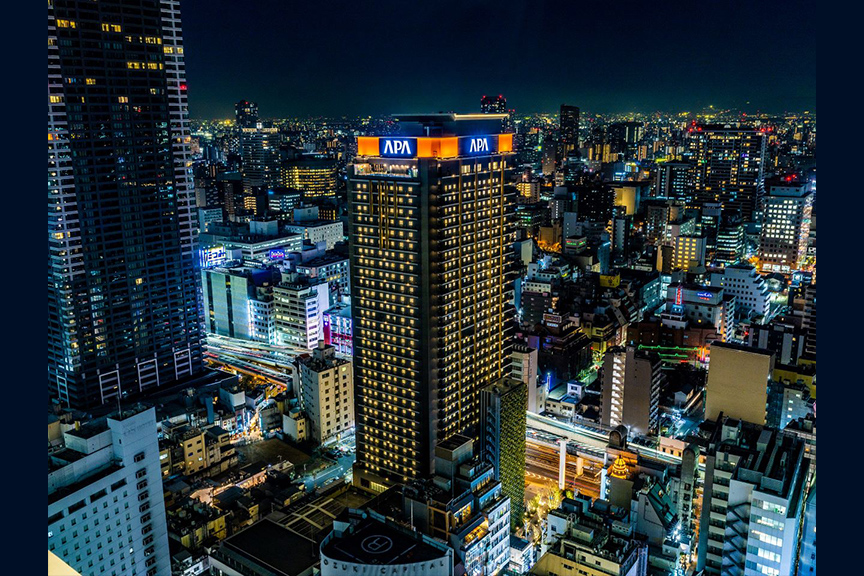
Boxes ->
[710,263,771,321]
[48,407,170,576]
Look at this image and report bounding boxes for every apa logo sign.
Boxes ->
[380,138,415,157]
[468,137,490,153]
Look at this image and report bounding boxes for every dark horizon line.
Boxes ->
[188,107,818,122]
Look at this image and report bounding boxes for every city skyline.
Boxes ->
[180,0,816,118]
[46,1,818,575]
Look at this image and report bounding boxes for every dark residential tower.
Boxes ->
[48,0,204,409]
[559,104,580,158]
[348,114,516,489]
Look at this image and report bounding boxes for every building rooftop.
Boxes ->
[709,341,774,357]
[322,512,449,565]
[297,253,349,268]
[284,219,341,228]
[216,518,319,576]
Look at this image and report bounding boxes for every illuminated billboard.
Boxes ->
[200,246,226,268]
[379,137,417,157]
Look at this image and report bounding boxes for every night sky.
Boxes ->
[181,0,816,119]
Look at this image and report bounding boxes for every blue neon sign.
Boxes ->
[461,136,492,156]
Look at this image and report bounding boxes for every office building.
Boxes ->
[576,182,615,223]
[296,254,351,305]
[655,161,692,203]
[198,206,224,234]
[607,121,644,159]
[267,187,303,214]
[48,406,171,576]
[610,181,648,216]
[664,283,735,342]
[298,342,354,445]
[235,99,258,128]
[699,202,723,253]
[696,417,809,576]
[208,518,320,576]
[280,151,338,199]
[349,114,516,487]
[240,122,280,193]
[512,344,541,412]
[688,124,766,221]
[709,263,771,321]
[273,277,329,350]
[705,342,775,424]
[283,220,344,250]
[48,0,204,409]
[644,199,684,244]
[207,231,303,261]
[600,346,664,436]
[671,234,707,272]
[715,214,745,266]
[559,104,580,158]
[767,378,812,430]
[217,172,245,220]
[746,320,807,365]
[322,303,353,357]
[758,177,813,274]
[201,265,279,343]
[481,94,507,114]
[516,180,541,204]
[480,378,528,531]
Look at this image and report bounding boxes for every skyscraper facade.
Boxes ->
[280,151,338,199]
[758,177,813,275]
[687,124,767,221]
[240,122,280,193]
[234,99,259,128]
[655,161,693,203]
[559,104,580,158]
[48,0,203,409]
[481,94,507,114]
[348,114,516,489]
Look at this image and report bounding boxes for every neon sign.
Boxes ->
[468,137,489,154]
[200,246,226,268]
[268,249,285,259]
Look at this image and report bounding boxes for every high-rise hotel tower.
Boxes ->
[48,0,203,409]
[348,114,516,489]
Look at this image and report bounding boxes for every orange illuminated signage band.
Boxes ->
[357,134,513,159]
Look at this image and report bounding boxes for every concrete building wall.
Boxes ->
[705,344,774,424]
